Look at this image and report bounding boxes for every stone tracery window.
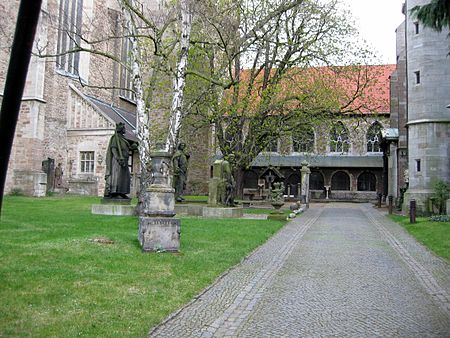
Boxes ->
[329,122,350,153]
[293,126,314,153]
[366,122,382,153]
[119,37,136,102]
[56,0,83,76]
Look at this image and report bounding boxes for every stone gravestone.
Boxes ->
[138,151,180,252]
[300,160,311,205]
[205,159,242,218]
[41,157,55,194]
[208,160,226,206]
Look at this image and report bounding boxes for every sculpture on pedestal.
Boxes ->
[223,154,236,206]
[104,122,136,199]
[172,142,190,202]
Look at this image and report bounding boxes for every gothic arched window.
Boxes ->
[357,171,377,191]
[331,171,350,190]
[367,122,382,153]
[329,122,350,153]
[293,126,314,153]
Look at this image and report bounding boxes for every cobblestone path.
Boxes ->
[149,203,450,337]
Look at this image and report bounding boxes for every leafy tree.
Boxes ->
[411,0,450,53]
[432,179,450,214]
[183,0,384,196]
[411,0,450,32]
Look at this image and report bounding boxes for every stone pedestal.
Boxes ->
[139,217,180,252]
[138,151,180,252]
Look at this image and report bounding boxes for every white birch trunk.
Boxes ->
[122,0,152,213]
[165,0,193,154]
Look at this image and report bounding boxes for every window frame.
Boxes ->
[80,151,95,174]
[329,122,350,154]
[56,0,84,77]
[366,122,382,153]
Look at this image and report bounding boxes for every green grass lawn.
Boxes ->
[0,196,286,337]
[389,215,450,261]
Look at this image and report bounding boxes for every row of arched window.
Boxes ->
[309,171,377,191]
[267,121,382,153]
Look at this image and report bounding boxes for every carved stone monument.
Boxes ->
[138,151,180,252]
[300,160,311,205]
[206,157,242,218]
[41,157,55,194]
[208,160,227,206]
[172,142,190,202]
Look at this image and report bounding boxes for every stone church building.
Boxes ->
[1,0,211,197]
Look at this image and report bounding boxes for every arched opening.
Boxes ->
[285,173,301,196]
[331,171,350,190]
[309,171,324,190]
[357,171,377,191]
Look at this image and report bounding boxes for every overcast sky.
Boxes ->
[340,0,405,64]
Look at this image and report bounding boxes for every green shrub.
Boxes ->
[430,215,450,222]
[8,188,24,196]
[432,180,450,214]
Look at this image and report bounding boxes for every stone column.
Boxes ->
[138,151,180,252]
[300,161,311,205]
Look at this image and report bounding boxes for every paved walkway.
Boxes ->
[150,203,450,337]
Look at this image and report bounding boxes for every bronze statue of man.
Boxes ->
[223,154,236,206]
[104,123,134,199]
[172,142,189,202]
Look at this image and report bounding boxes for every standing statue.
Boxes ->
[54,163,63,188]
[223,154,236,206]
[172,142,190,202]
[104,122,136,199]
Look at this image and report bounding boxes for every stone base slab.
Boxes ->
[202,207,243,218]
[138,217,180,252]
[91,204,136,216]
[175,204,204,216]
[101,197,131,205]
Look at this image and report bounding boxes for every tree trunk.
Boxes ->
[122,0,151,216]
[165,0,193,153]
[234,167,245,199]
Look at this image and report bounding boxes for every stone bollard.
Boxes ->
[410,199,416,224]
[388,195,393,215]
[377,193,382,208]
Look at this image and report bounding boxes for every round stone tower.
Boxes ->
[403,0,450,214]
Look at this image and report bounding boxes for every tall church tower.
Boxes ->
[402,0,450,213]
